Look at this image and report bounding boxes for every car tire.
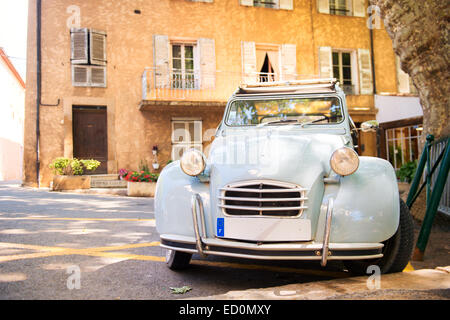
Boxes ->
[165,249,192,270]
[343,198,415,275]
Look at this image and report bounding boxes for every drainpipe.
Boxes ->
[36,0,42,187]
[369,27,381,157]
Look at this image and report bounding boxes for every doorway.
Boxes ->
[72,106,108,174]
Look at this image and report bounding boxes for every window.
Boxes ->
[332,51,354,94]
[171,43,197,89]
[329,0,352,16]
[253,0,279,9]
[226,97,343,126]
[239,0,293,10]
[171,120,202,160]
[70,28,107,87]
[317,0,365,17]
[385,125,422,171]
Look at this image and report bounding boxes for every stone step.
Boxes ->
[90,179,127,188]
[89,174,120,181]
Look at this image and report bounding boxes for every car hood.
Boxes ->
[208,130,348,189]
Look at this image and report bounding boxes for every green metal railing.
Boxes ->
[406,134,450,260]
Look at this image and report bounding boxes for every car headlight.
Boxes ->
[330,147,359,176]
[180,149,206,176]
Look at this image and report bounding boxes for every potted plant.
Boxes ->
[49,157,101,191]
[123,170,159,197]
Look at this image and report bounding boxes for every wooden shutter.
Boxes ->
[72,65,90,86]
[318,46,333,78]
[90,66,107,87]
[90,29,107,66]
[71,28,88,64]
[279,0,294,10]
[317,0,330,14]
[198,38,216,89]
[153,35,170,88]
[280,44,297,80]
[396,55,410,93]
[241,41,257,84]
[358,48,373,95]
[353,0,366,17]
[240,0,254,6]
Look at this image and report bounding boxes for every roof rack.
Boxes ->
[238,78,338,94]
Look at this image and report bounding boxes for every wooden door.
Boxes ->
[72,106,107,174]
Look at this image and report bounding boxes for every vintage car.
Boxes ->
[155,79,414,275]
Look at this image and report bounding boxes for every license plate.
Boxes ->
[216,217,311,242]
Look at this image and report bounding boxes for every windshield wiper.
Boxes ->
[256,119,299,128]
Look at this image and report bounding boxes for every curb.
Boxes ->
[192,266,450,300]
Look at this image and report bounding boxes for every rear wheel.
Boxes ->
[343,199,415,275]
[165,249,192,270]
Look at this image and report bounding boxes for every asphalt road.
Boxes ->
[0,181,353,300]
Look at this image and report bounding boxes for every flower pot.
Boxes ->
[152,150,158,156]
[152,163,160,170]
[52,175,91,191]
[127,181,156,197]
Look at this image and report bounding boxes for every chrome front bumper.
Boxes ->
[159,194,384,264]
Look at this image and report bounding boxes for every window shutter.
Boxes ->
[318,46,333,78]
[241,41,257,84]
[317,0,330,14]
[358,48,373,95]
[396,55,410,93]
[279,0,294,10]
[72,65,90,86]
[193,121,202,144]
[353,0,365,17]
[240,0,254,6]
[280,44,297,80]
[153,35,170,88]
[90,66,107,87]
[70,28,88,64]
[198,38,216,89]
[90,29,107,66]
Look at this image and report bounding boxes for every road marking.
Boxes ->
[403,262,415,272]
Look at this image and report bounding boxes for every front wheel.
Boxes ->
[343,199,415,275]
[165,249,192,270]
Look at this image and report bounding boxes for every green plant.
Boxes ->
[139,159,150,173]
[49,158,101,176]
[396,160,418,183]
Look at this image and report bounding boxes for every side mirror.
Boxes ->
[361,120,379,132]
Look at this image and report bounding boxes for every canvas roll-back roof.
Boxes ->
[236,78,338,95]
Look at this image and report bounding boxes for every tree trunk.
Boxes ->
[371,0,450,141]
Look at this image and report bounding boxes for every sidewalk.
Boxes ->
[195,267,450,300]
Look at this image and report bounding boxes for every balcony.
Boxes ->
[139,68,280,110]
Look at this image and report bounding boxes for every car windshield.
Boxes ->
[226,97,343,127]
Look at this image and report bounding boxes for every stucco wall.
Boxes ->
[24,0,404,187]
[0,55,25,181]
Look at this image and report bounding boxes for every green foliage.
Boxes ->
[396,160,418,183]
[169,286,192,294]
[49,158,101,176]
[139,159,150,173]
[81,159,101,171]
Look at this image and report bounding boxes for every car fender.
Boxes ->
[326,156,400,243]
[154,161,210,237]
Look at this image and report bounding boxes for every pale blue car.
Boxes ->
[155,79,414,275]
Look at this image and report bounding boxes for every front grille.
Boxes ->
[219,181,308,217]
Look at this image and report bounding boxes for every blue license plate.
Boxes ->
[217,218,224,237]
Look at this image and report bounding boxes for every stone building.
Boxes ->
[23,0,417,187]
